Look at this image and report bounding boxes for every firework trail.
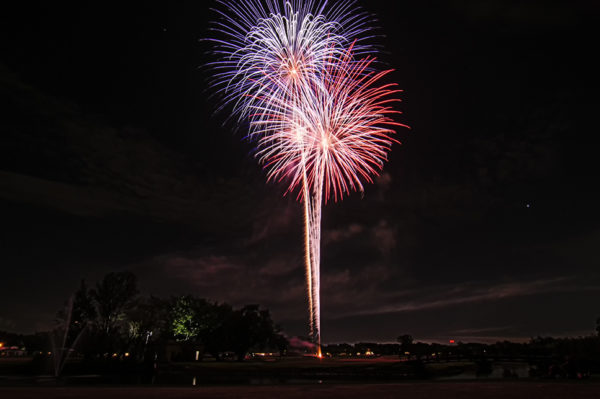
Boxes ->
[209,0,406,353]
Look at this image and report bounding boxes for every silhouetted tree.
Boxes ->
[397,334,414,355]
[272,333,289,356]
[90,271,138,352]
[56,280,97,349]
[126,296,171,359]
[198,302,233,360]
[168,296,238,360]
[227,305,280,361]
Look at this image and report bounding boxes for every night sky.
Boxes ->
[2,1,600,344]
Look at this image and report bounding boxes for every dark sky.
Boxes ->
[1,1,600,344]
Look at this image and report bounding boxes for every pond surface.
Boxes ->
[435,362,530,381]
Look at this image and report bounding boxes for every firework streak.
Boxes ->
[209,0,407,353]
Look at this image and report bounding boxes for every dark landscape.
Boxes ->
[2,0,600,397]
[2,382,600,399]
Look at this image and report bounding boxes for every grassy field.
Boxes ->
[158,356,445,384]
[2,357,599,398]
[1,355,438,381]
[1,355,594,387]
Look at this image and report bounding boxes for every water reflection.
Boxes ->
[436,362,530,380]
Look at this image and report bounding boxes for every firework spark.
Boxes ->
[209,0,374,123]
[209,0,406,352]
[249,47,406,346]
[251,47,405,201]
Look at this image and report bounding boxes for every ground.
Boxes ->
[2,383,600,399]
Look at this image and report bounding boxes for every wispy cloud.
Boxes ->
[0,316,16,330]
[332,277,600,318]
[323,223,364,245]
[449,326,514,335]
[146,252,308,322]
[371,220,396,256]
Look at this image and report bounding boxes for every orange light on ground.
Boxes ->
[317,347,323,359]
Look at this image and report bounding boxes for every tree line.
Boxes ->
[325,334,600,361]
[1,271,287,363]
